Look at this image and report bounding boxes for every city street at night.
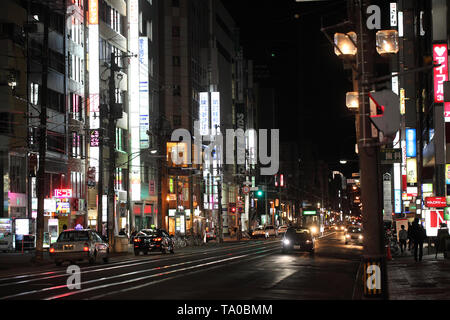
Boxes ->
[0,232,362,300]
[2,0,450,311]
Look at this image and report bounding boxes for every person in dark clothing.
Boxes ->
[410,218,427,262]
[436,223,449,259]
[407,223,413,251]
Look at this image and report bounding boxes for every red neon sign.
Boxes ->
[425,197,447,208]
[54,189,73,198]
[433,43,448,103]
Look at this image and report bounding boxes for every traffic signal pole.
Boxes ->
[352,0,388,299]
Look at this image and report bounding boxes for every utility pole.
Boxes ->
[189,174,194,235]
[351,0,388,299]
[107,52,118,250]
[217,171,223,243]
[98,106,105,236]
[35,6,49,261]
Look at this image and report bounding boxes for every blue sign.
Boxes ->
[394,190,402,214]
[406,128,416,158]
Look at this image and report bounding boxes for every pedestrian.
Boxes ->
[398,225,408,255]
[435,223,449,259]
[407,223,413,251]
[410,218,427,262]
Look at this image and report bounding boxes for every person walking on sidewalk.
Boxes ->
[407,222,413,251]
[399,225,408,255]
[410,218,427,262]
[436,223,449,259]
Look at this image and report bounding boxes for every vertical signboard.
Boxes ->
[406,158,417,184]
[129,0,141,201]
[199,92,209,136]
[433,43,448,103]
[446,165,450,185]
[406,128,417,158]
[89,0,100,181]
[139,37,150,149]
[211,92,220,135]
[383,174,393,221]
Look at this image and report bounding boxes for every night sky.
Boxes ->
[223,0,358,172]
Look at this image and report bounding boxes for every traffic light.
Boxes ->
[256,190,264,198]
[231,206,236,213]
[369,90,401,140]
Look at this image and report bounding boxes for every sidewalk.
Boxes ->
[388,248,450,300]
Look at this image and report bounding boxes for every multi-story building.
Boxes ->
[159,0,210,236]
[0,0,28,221]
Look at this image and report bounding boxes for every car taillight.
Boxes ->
[134,238,141,243]
[49,248,55,253]
[154,237,162,242]
[83,244,89,252]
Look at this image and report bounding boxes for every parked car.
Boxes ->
[344,226,364,245]
[264,225,277,238]
[133,229,174,255]
[205,229,216,242]
[49,229,109,266]
[251,226,265,238]
[277,225,289,237]
[281,227,315,254]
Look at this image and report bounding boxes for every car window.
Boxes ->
[266,226,274,230]
[139,230,158,237]
[92,232,103,242]
[57,231,90,242]
[161,231,169,237]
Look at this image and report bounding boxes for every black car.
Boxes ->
[281,227,315,254]
[133,229,175,255]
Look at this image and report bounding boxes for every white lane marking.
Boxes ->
[47,247,279,301]
[318,232,336,239]
[0,241,268,283]
[88,249,278,300]
[0,243,279,300]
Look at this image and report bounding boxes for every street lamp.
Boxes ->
[375,30,399,55]
[346,92,359,110]
[334,32,357,57]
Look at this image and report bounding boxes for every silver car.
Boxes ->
[49,229,109,266]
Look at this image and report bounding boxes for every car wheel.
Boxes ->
[170,246,175,254]
[309,250,315,256]
[89,252,96,265]
[281,248,286,254]
[134,250,140,256]
[103,250,109,264]
[161,247,167,254]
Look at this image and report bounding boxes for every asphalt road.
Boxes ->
[0,231,362,300]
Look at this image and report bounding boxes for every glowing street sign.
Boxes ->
[433,43,448,103]
[211,92,220,135]
[139,37,149,149]
[406,129,416,158]
[54,189,73,198]
[88,0,98,25]
[199,92,209,136]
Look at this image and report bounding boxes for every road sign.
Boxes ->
[242,186,250,194]
[380,148,402,164]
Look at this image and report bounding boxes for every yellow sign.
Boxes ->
[406,158,417,184]
[89,0,99,25]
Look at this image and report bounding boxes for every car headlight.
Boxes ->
[306,240,311,244]
[283,239,290,245]
[359,235,363,240]
[346,235,351,239]
[310,227,317,234]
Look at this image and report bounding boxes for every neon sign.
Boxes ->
[433,43,448,103]
[54,189,73,198]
